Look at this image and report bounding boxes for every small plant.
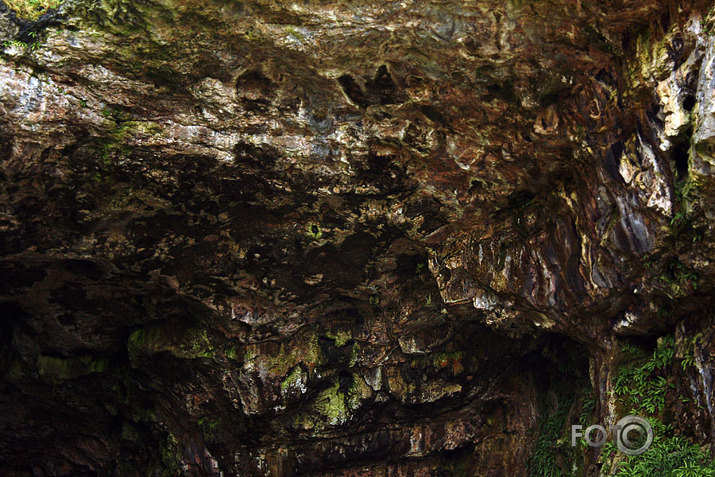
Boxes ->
[681,352,696,371]
[680,335,700,371]
[285,26,306,41]
[198,417,220,441]
[3,39,41,51]
[657,259,700,293]
[578,389,597,427]
[599,439,618,473]
[670,211,686,228]
[621,343,643,355]
[674,461,715,477]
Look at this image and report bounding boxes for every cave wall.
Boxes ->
[1,0,715,475]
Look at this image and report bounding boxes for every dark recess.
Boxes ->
[671,126,692,180]
[682,94,696,112]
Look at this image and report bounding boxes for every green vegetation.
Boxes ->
[2,39,41,51]
[36,354,109,382]
[431,351,464,375]
[528,341,595,476]
[224,346,237,360]
[243,335,323,377]
[294,380,350,430]
[670,179,704,244]
[128,325,216,360]
[578,389,597,428]
[4,0,62,20]
[198,417,220,441]
[657,258,700,297]
[285,26,306,41]
[280,366,305,394]
[608,336,715,476]
[314,380,350,426]
[528,393,575,477]
[607,419,715,476]
[325,329,352,347]
[121,422,140,442]
[613,336,674,414]
[680,336,699,371]
[306,222,322,239]
[528,382,596,477]
[158,432,182,475]
[293,373,371,431]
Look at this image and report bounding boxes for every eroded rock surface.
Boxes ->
[1,0,715,475]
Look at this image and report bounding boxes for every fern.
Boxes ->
[612,337,674,415]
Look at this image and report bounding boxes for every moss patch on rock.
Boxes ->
[128,324,215,360]
[4,0,62,20]
[36,355,109,382]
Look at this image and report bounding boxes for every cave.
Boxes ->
[1,0,715,476]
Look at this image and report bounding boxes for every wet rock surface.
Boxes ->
[1,0,715,475]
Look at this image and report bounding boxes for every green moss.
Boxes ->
[293,375,368,430]
[91,114,161,174]
[114,120,162,137]
[4,357,25,383]
[244,334,323,376]
[129,328,152,350]
[314,381,349,426]
[306,222,322,239]
[121,422,140,442]
[128,325,215,360]
[4,0,62,20]
[325,330,352,347]
[431,351,465,375]
[101,105,132,123]
[434,448,471,477]
[280,366,305,394]
[159,433,182,473]
[36,355,109,382]
[285,26,306,41]
[348,343,359,367]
